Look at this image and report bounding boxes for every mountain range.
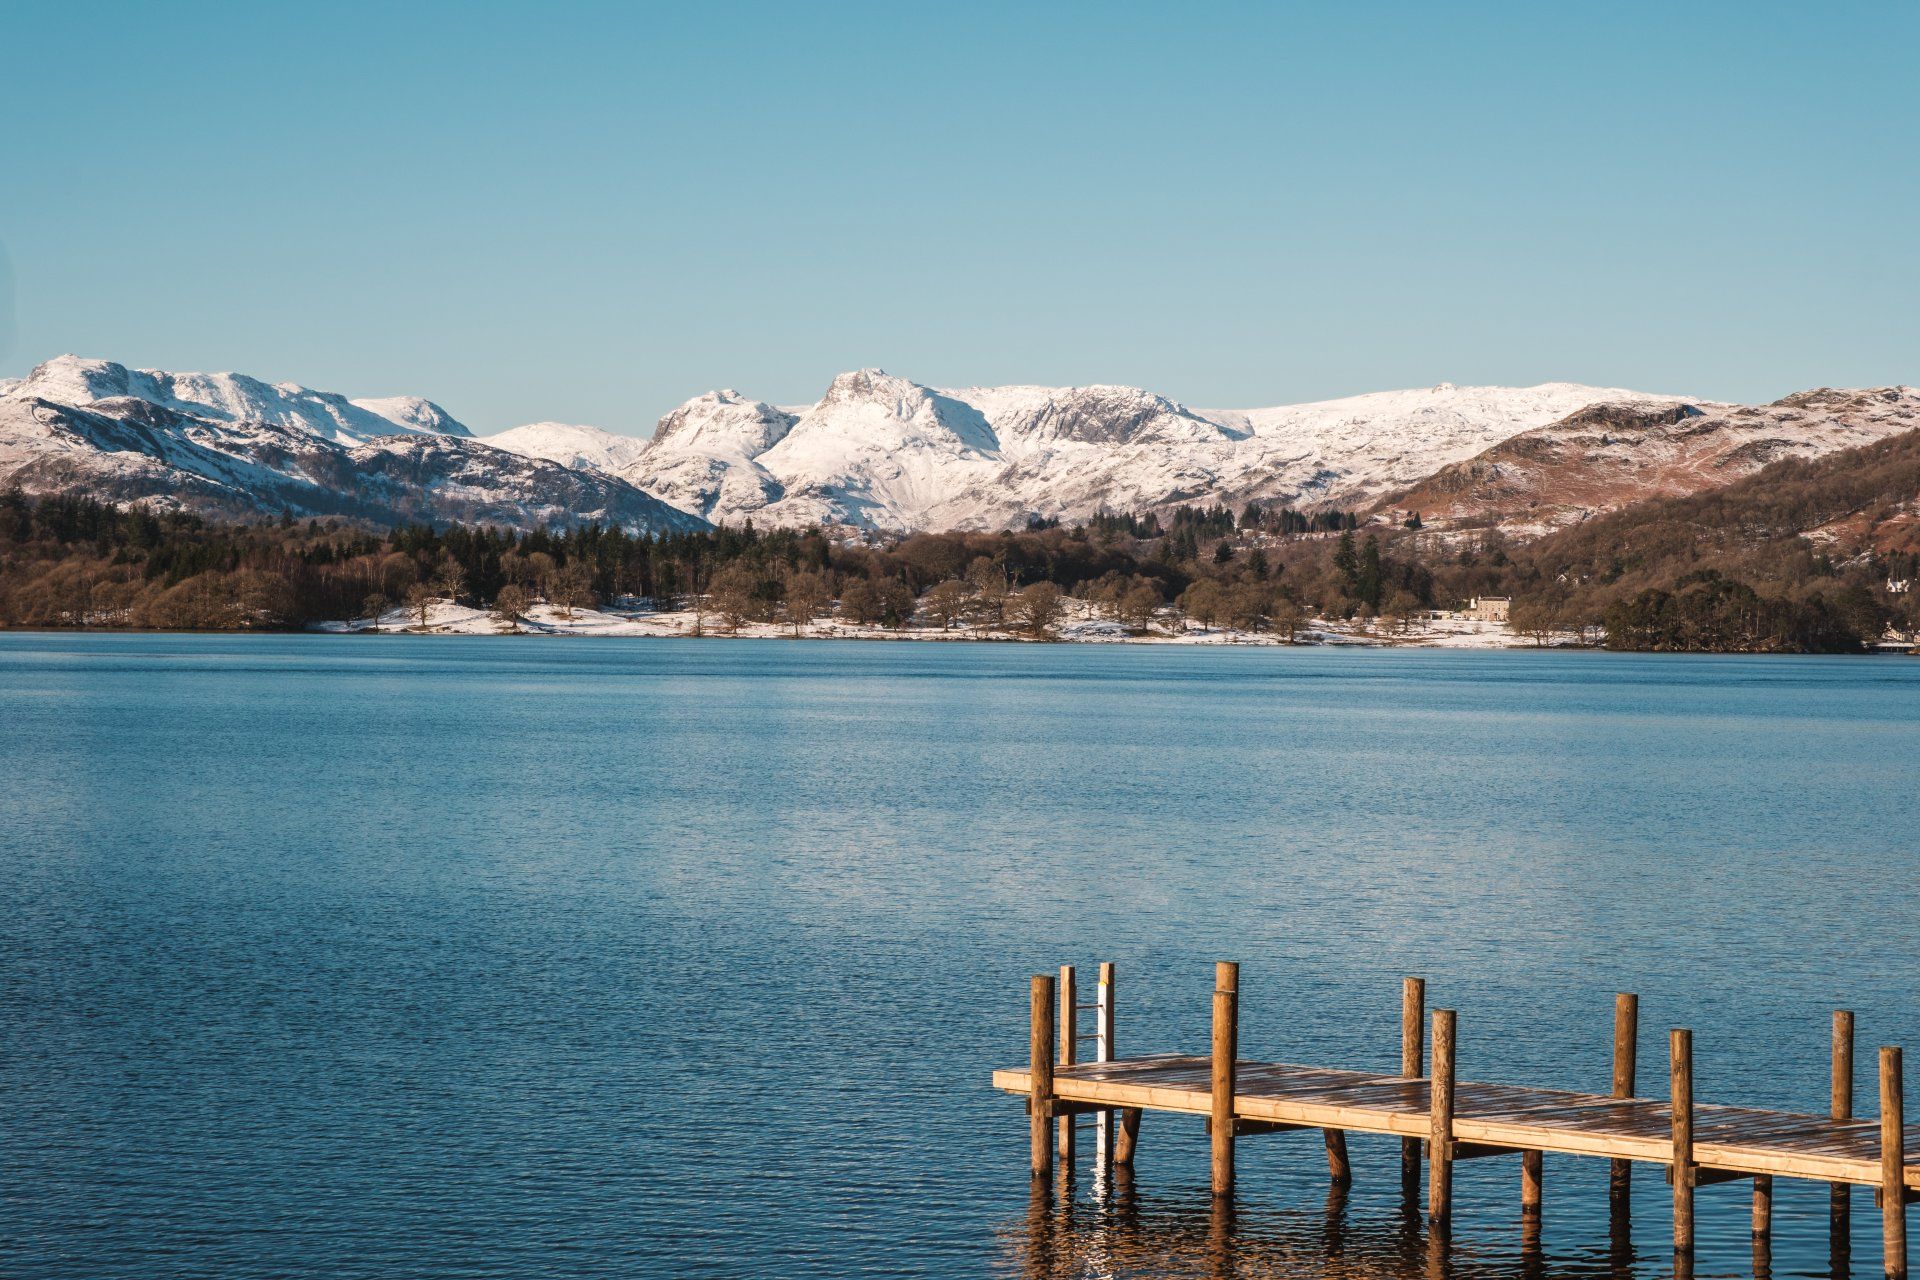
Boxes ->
[0,357,704,534]
[3,354,1915,539]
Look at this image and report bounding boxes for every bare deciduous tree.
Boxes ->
[551,563,596,621]
[405,581,436,629]
[1009,581,1063,637]
[783,568,830,637]
[494,584,530,632]
[923,579,973,630]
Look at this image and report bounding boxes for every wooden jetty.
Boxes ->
[995,964,1919,1277]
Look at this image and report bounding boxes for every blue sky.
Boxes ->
[2,1,1914,434]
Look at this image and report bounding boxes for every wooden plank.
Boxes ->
[995,1054,1905,1187]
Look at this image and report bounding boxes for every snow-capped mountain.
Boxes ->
[15,352,1909,540]
[10,355,472,444]
[1382,386,1920,534]
[0,357,705,534]
[623,390,798,522]
[609,371,1687,531]
[477,422,653,474]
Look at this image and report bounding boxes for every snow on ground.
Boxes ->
[314,596,1555,648]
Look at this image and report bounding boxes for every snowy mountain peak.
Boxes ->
[477,421,651,474]
[952,382,1236,446]
[610,374,1693,531]
[9,355,472,444]
[796,369,998,454]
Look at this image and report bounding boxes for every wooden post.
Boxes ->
[1325,1129,1352,1185]
[1115,1107,1141,1166]
[1211,961,1239,1197]
[1429,1008,1457,1225]
[1057,964,1076,1169]
[1402,976,1426,1195]
[1522,1149,1543,1217]
[1611,993,1638,1215]
[1095,962,1116,1165]
[1836,1010,1856,1246]
[1883,1046,1907,1279]
[1671,1028,1694,1256]
[1753,1173,1773,1236]
[1030,974,1055,1181]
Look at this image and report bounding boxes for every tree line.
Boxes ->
[4,427,1916,652]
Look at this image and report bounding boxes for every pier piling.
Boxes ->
[1836,1011,1856,1246]
[1057,965,1076,1169]
[1402,977,1425,1196]
[1611,993,1638,1217]
[1883,1046,1907,1279]
[1671,1028,1695,1256]
[1429,1008,1457,1226]
[1211,961,1239,1197]
[1096,962,1116,1164]
[1029,973,1055,1181]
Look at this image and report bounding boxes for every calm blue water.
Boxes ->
[3,634,1919,1279]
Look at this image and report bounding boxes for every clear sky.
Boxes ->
[2,1,1915,435]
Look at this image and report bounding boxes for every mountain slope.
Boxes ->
[7,355,472,443]
[1382,387,1920,534]
[0,391,706,534]
[617,372,1682,531]
[1520,424,1920,599]
[477,422,653,474]
[618,389,797,521]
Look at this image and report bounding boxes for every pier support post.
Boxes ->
[1612,993,1638,1217]
[1836,1011,1856,1249]
[1753,1174,1773,1238]
[1058,965,1076,1170]
[1671,1028,1695,1257]
[1095,962,1116,1165]
[1429,1008,1457,1226]
[1030,973,1055,1181]
[1522,1149,1543,1217]
[1115,1107,1141,1166]
[1211,962,1239,1198]
[1883,1046,1907,1279]
[1325,1129,1352,1185]
[1402,976,1426,1196]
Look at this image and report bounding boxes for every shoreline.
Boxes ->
[311,598,1552,650]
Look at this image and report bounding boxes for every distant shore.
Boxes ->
[313,598,1568,650]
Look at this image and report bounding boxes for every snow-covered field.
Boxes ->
[315,596,1550,649]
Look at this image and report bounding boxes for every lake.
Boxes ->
[3,634,1918,1279]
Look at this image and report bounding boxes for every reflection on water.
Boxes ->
[998,1157,1865,1280]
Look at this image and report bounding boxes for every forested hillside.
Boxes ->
[3,427,1915,650]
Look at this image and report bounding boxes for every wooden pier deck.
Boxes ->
[995,965,1917,1276]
